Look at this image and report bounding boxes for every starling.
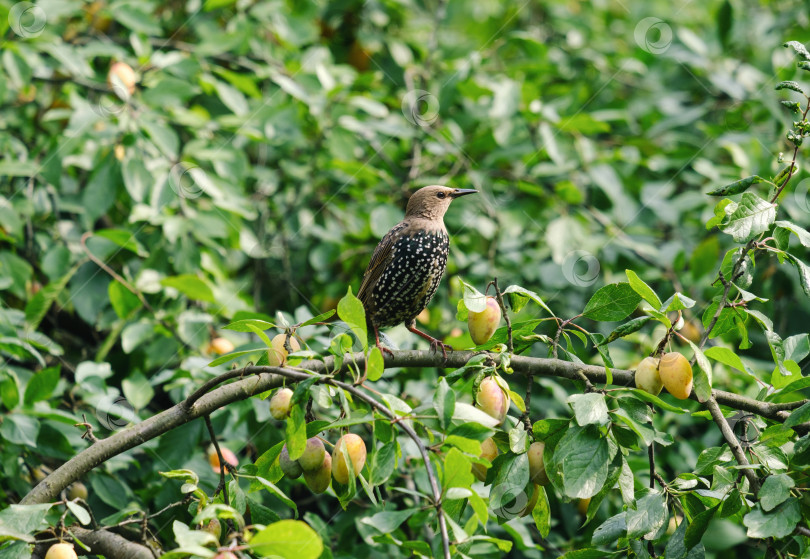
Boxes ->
[358,185,477,356]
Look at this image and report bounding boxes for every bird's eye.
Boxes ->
[437,192,446,199]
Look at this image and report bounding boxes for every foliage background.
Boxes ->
[1,0,810,557]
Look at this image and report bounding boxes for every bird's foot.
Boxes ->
[428,338,453,361]
[406,323,452,361]
[377,342,395,358]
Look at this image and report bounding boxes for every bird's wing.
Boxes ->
[358,222,407,307]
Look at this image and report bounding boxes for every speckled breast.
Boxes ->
[368,230,450,327]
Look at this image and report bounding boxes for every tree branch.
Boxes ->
[22,350,807,508]
[706,396,761,495]
[32,527,155,559]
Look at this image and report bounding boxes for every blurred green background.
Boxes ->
[1,0,809,556]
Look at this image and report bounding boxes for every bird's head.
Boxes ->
[404,185,477,221]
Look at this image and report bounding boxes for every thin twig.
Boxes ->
[706,397,761,495]
[80,232,195,352]
[575,370,597,393]
[203,415,231,508]
[74,414,99,443]
[770,93,810,203]
[330,377,451,559]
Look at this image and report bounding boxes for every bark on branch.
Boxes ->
[32,527,155,559]
[22,349,808,507]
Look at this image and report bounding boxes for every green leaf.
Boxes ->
[625,270,662,308]
[626,491,668,539]
[592,511,627,546]
[490,452,530,511]
[23,367,59,406]
[610,409,655,448]
[66,500,91,525]
[337,287,368,350]
[285,405,307,460]
[250,519,323,559]
[743,500,801,539]
[531,485,551,537]
[685,340,712,403]
[508,423,529,453]
[94,229,147,257]
[775,220,810,247]
[695,446,734,475]
[759,474,795,512]
[1,413,40,446]
[433,377,455,430]
[660,292,696,311]
[771,360,801,389]
[707,198,734,229]
[598,316,653,346]
[582,283,641,322]
[548,425,609,499]
[785,253,810,298]
[224,319,275,332]
[25,266,77,330]
[1,370,20,410]
[366,345,384,381]
[472,319,544,353]
[468,490,489,528]
[718,192,776,242]
[784,40,810,60]
[160,274,215,303]
[704,346,753,376]
[122,371,154,409]
[108,280,142,319]
[298,309,336,328]
[207,348,263,367]
[457,277,486,313]
[359,509,419,534]
[784,401,810,429]
[443,447,475,490]
[568,393,609,426]
[0,503,53,542]
[368,441,397,485]
[706,175,764,196]
[684,505,719,550]
[626,388,689,413]
[775,80,806,94]
[502,284,554,315]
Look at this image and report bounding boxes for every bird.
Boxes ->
[358,185,477,357]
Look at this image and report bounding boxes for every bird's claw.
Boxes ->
[429,339,453,361]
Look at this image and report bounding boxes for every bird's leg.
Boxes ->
[372,324,395,358]
[406,320,452,360]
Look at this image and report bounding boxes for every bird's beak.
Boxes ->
[451,189,478,198]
